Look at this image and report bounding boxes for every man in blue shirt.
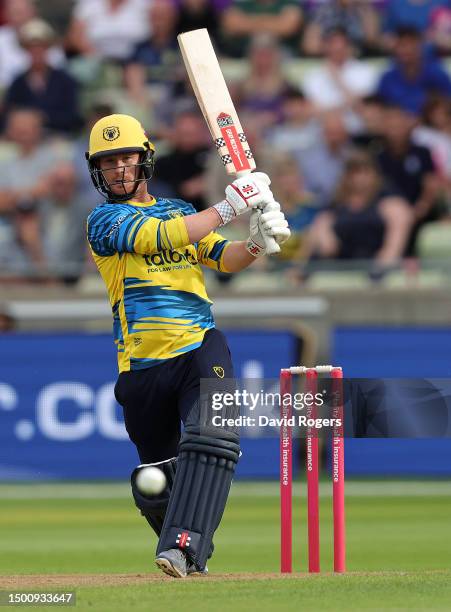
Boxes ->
[377,26,451,116]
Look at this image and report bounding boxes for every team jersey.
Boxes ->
[87,196,230,372]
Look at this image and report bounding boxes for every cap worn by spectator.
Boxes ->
[18,17,55,46]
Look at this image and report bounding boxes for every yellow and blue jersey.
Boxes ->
[87,197,230,372]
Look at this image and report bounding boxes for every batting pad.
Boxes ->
[156,427,240,570]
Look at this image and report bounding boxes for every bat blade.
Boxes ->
[178,28,255,176]
[178,28,280,254]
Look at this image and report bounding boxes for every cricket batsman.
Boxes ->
[86,114,290,577]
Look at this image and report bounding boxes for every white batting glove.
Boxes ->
[246,201,291,257]
[213,172,274,226]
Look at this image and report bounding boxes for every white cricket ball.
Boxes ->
[136,466,167,496]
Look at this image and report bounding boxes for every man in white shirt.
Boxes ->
[66,0,151,62]
[302,27,378,132]
[0,0,64,88]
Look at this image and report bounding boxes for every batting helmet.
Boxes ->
[86,114,155,202]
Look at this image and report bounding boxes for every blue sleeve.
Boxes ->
[87,204,148,256]
[376,70,392,99]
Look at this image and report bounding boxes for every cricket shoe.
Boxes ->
[155,549,187,578]
[186,560,208,576]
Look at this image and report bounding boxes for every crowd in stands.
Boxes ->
[1,0,451,285]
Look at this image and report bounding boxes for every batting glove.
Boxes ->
[213,172,274,226]
[246,201,291,257]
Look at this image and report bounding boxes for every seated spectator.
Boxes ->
[269,153,321,261]
[0,109,68,273]
[0,0,65,89]
[377,26,451,116]
[413,95,451,179]
[176,0,221,45]
[351,94,385,147]
[72,103,115,213]
[2,19,82,134]
[39,163,90,284]
[303,0,381,56]
[302,27,378,132]
[376,103,441,222]
[220,0,303,57]
[292,112,353,208]
[124,0,179,106]
[306,151,412,265]
[65,0,150,62]
[267,89,319,154]
[233,34,292,129]
[155,111,210,211]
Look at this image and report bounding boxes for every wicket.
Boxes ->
[279,365,346,574]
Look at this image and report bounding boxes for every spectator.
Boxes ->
[72,103,115,213]
[383,0,450,38]
[352,94,385,149]
[124,0,179,106]
[39,163,90,284]
[267,89,319,154]
[377,26,451,115]
[3,19,82,134]
[0,109,64,272]
[221,0,303,57]
[0,0,65,88]
[303,0,380,56]
[233,34,292,129]
[413,95,451,179]
[375,103,441,252]
[155,111,210,211]
[176,0,221,45]
[427,4,451,55]
[65,0,150,62]
[292,112,353,208]
[306,151,412,265]
[269,153,320,261]
[302,27,378,132]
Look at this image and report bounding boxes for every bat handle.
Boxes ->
[259,215,281,255]
[236,170,281,256]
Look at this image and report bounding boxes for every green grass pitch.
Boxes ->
[0,480,450,610]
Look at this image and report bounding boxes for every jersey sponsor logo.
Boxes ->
[213,366,225,378]
[143,248,197,267]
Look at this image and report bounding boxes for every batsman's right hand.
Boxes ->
[213,172,274,226]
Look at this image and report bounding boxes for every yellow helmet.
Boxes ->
[86,114,155,202]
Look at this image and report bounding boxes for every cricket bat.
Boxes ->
[177,28,280,255]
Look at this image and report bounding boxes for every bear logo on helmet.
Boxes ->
[103,126,120,141]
